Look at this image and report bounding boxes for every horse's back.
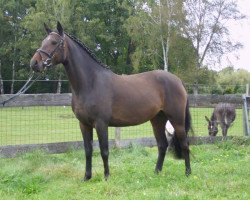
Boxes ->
[109,70,187,126]
[114,70,185,94]
[112,70,186,106]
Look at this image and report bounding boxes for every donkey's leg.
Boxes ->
[80,122,93,181]
[95,120,110,180]
[222,125,228,139]
[150,113,168,173]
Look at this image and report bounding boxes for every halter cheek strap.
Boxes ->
[36,32,64,67]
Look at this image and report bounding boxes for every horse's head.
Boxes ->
[205,116,218,136]
[30,22,65,72]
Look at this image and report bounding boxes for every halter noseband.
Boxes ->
[36,32,64,68]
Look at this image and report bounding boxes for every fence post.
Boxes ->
[246,84,249,96]
[242,98,247,136]
[193,84,198,95]
[243,84,250,136]
[115,127,121,148]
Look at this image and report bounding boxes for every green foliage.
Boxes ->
[217,67,250,94]
[168,33,197,83]
[125,0,193,74]
[0,0,247,94]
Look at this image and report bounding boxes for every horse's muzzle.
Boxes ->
[30,59,43,72]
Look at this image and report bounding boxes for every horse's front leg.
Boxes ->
[95,120,110,180]
[80,122,93,181]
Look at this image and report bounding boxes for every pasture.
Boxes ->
[0,106,244,146]
[0,139,250,200]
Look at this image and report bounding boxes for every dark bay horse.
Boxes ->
[30,22,192,180]
[205,103,236,137]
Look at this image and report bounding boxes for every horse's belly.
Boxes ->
[108,117,149,127]
[109,102,160,127]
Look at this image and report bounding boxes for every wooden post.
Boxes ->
[243,84,250,136]
[242,97,247,136]
[115,127,121,148]
[246,84,249,96]
[193,84,198,95]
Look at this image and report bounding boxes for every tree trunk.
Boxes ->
[126,39,133,66]
[10,34,17,94]
[161,37,169,71]
[10,60,16,94]
[0,59,4,94]
[159,0,171,71]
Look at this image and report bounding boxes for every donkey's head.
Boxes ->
[205,116,218,136]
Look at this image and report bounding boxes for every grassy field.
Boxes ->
[0,138,250,200]
[0,106,244,145]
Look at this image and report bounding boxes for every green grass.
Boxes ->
[0,106,244,145]
[0,139,250,199]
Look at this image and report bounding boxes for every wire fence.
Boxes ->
[0,93,244,146]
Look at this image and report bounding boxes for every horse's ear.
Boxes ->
[44,23,52,35]
[57,21,64,36]
[205,116,210,122]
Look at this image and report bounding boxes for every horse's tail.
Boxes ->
[172,98,192,159]
[184,98,192,134]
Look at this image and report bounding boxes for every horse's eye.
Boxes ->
[51,41,57,45]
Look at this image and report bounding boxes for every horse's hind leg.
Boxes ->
[172,124,191,176]
[150,113,168,173]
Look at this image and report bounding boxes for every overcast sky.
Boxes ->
[223,0,250,72]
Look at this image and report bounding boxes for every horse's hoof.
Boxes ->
[185,169,191,177]
[83,175,92,182]
[154,169,161,174]
[104,173,110,181]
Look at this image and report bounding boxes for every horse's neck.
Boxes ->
[63,38,102,95]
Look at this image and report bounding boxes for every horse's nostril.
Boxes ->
[30,60,40,72]
[30,59,37,68]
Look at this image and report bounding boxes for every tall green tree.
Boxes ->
[22,0,133,76]
[0,0,30,94]
[79,0,133,74]
[125,0,197,77]
[217,67,250,93]
[0,0,13,94]
[182,0,245,84]
[168,32,197,83]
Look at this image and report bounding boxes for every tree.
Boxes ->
[3,0,30,93]
[125,0,186,72]
[152,0,185,71]
[80,0,133,74]
[183,0,245,72]
[0,0,30,94]
[217,67,250,93]
[168,32,197,83]
[0,0,12,94]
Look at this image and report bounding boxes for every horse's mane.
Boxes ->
[64,32,109,70]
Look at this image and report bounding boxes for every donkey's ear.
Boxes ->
[44,23,52,35]
[57,21,64,36]
[205,116,210,122]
